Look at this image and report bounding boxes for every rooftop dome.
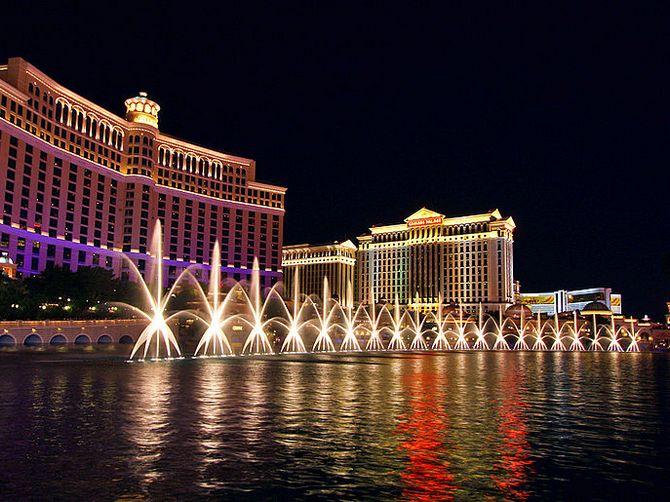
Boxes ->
[580,301,612,316]
[124,91,160,128]
[504,302,533,318]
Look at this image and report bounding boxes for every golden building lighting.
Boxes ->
[357,207,515,312]
[282,240,357,306]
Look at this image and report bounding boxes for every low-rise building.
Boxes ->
[519,286,622,315]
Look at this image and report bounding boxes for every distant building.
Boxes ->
[282,240,357,305]
[357,207,515,312]
[519,287,622,315]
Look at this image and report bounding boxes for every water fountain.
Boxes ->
[471,303,488,351]
[408,296,428,350]
[431,296,452,351]
[240,258,275,355]
[364,287,385,351]
[387,296,408,351]
[451,307,470,351]
[512,307,530,351]
[114,234,644,359]
[312,277,337,352]
[605,315,623,352]
[625,317,640,352]
[123,221,184,361]
[492,308,511,350]
[588,312,604,351]
[339,282,362,352]
[568,311,586,351]
[531,311,548,351]
[549,312,566,351]
[279,268,309,354]
[192,242,234,357]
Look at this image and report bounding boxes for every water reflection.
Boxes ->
[397,355,456,500]
[124,364,175,490]
[240,361,271,449]
[195,361,228,491]
[493,360,532,500]
[0,352,668,499]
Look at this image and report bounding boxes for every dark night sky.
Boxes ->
[2,3,668,317]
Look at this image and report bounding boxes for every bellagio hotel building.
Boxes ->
[357,208,515,312]
[0,58,285,287]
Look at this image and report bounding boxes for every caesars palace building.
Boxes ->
[0,58,285,287]
[283,208,516,312]
[357,208,515,312]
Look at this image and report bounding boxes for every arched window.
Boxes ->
[117,129,124,150]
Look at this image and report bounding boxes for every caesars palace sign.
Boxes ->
[406,215,443,228]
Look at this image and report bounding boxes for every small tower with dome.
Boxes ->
[124,91,160,129]
[123,92,160,177]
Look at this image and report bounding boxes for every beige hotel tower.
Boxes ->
[357,208,515,312]
[281,240,357,306]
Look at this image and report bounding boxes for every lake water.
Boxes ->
[0,349,668,500]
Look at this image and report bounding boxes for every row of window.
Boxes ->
[0,132,283,270]
[4,84,283,208]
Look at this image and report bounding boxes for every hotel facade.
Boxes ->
[0,58,285,287]
[357,208,515,312]
[281,240,357,306]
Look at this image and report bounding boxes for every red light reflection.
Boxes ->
[493,365,533,500]
[397,366,456,501]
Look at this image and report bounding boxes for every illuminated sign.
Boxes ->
[611,295,621,307]
[407,216,443,227]
[569,292,604,303]
[520,294,555,305]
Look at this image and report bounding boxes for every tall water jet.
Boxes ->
[279,268,308,353]
[605,315,623,352]
[241,258,275,355]
[365,286,385,351]
[452,307,470,350]
[549,312,566,351]
[588,312,604,351]
[431,295,452,350]
[625,317,640,352]
[388,296,407,351]
[531,311,548,351]
[340,281,362,351]
[313,277,336,352]
[193,242,234,357]
[568,310,585,351]
[409,296,428,350]
[513,306,530,350]
[126,220,183,361]
[492,307,510,350]
[471,302,489,350]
